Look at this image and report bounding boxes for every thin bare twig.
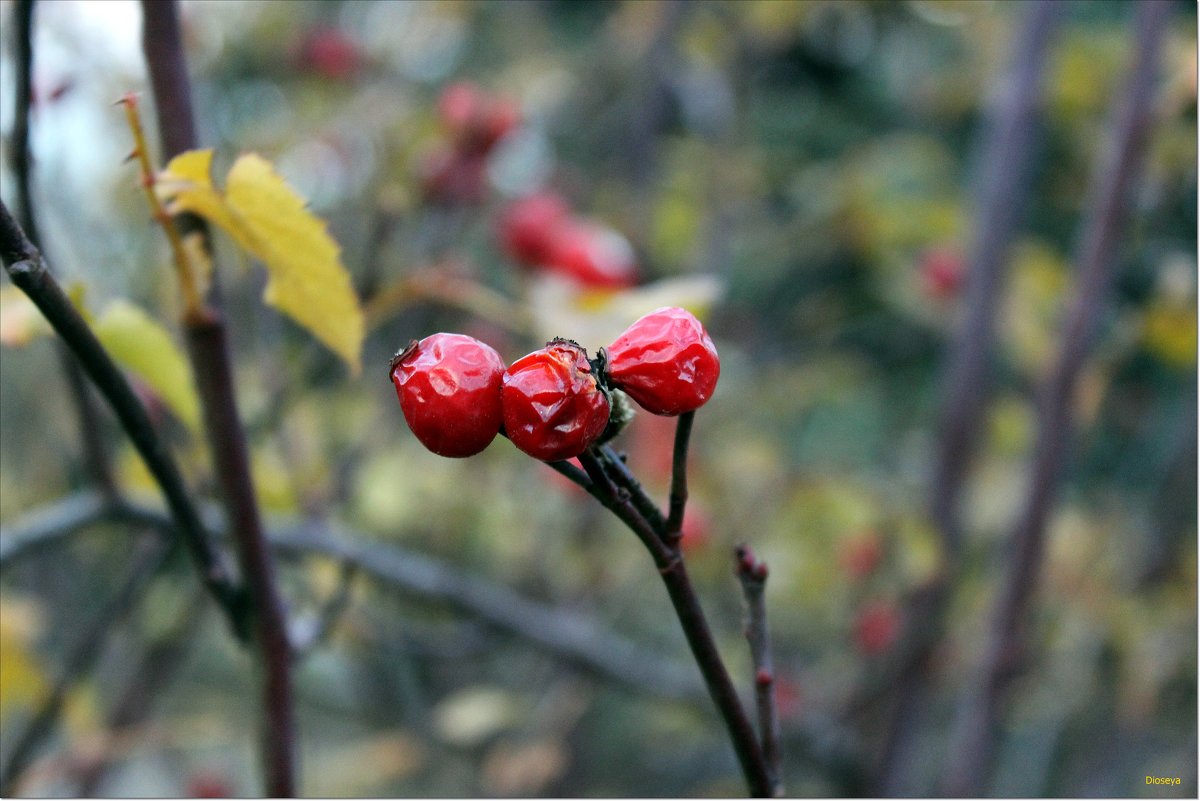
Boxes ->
[942,3,1172,794]
[735,544,783,797]
[140,2,296,793]
[0,538,169,796]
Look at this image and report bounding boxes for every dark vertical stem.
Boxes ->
[665,410,694,539]
[0,538,168,796]
[874,2,1064,792]
[184,320,296,796]
[941,3,1171,794]
[10,0,115,498]
[140,2,296,794]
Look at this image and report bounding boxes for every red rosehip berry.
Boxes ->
[502,341,610,461]
[498,192,572,267]
[606,307,720,416]
[542,220,638,289]
[390,333,505,457]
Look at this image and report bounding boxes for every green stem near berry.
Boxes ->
[665,410,694,540]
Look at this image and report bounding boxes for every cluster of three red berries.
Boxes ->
[390,307,720,461]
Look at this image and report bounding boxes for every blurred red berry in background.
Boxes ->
[542,220,638,289]
[498,192,572,267]
[853,599,900,656]
[295,25,362,81]
[839,530,883,579]
[920,246,965,300]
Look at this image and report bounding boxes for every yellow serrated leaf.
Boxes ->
[93,300,201,433]
[224,154,364,373]
[160,151,364,373]
[158,150,254,253]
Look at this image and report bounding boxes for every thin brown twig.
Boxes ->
[140,2,296,793]
[734,544,784,797]
[941,3,1172,794]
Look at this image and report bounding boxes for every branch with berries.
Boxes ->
[389,306,781,797]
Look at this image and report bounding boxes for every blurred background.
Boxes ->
[0,0,1195,796]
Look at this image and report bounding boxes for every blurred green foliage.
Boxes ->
[0,0,1195,796]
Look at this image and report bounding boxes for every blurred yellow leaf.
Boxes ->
[159,150,364,374]
[1142,303,1197,368]
[0,287,50,347]
[305,731,426,796]
[432,686,523,747]
[93,300,201,434]
[0,595,47,721]
[251,447,298,513]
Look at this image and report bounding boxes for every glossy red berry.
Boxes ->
[502,341,610,461]
[606,307,720,416]
[498,192,572,267]
[542,220,638,289]
[391,333,505,457]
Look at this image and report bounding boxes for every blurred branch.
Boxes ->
[140,2,296,794]
[875,2,1064,792]
[942,3,1172,794]
[9,0,115,498]
[290,559,358,660]
[75,589,207,796]
[0,493,703,702]
[735,545,784,797]
[0,538,169,796]
[0,203,246,634]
